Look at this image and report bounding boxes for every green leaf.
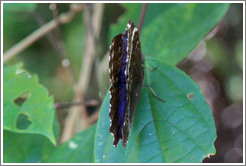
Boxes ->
[109,3,229,65]
[3,3,37,12]
[3,115,59,163]
[48,124,96,163]
[3,64,56,145]
[109,4,178,43]
[94,59,216,163]
[141,3,229,65]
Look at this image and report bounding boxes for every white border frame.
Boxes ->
[1,1,245,165]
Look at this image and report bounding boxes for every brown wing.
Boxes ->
[121,20,144,147]
[109,34,123,146]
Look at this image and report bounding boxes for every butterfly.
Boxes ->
[108,20,144,148]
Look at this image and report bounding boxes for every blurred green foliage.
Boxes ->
[4,3,37,12]
[3,3,84,102]
[206,38,243,103]
[235,40,243,70]
[3,4,38,51]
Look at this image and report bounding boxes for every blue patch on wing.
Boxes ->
[118,31,128,137]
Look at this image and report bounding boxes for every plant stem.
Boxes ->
[50,3,75,83]
[60,4,104,143]
[138,3,148,36]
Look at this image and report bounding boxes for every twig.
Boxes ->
[75,3,104,131]
[54,99,100,110]
[32,8,75,84]
[60,4,104,143]
[3,4,84,63]
[50,3,75,83]
[50,4,66,59]
[138,3,148,36]
[32,11,59,53]
[75,5,95,97]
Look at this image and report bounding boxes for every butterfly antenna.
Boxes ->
[144,85,165,103]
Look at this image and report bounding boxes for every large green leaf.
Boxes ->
[141,3,229,65]
[3,64,56,144]
[94,59,216,163]
[109,3,229,65]
[48,124,96,163]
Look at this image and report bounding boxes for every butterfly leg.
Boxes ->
[143,85,165,103]
[142,60,159,72]
[144,65,158,72]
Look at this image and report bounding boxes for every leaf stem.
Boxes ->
[138,3,148,36]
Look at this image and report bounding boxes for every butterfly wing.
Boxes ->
[109,34,124,146]
[121,20,144,147]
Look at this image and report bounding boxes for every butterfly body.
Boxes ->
[109,20,144,147]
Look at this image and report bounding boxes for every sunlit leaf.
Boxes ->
[3,64,56,145]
